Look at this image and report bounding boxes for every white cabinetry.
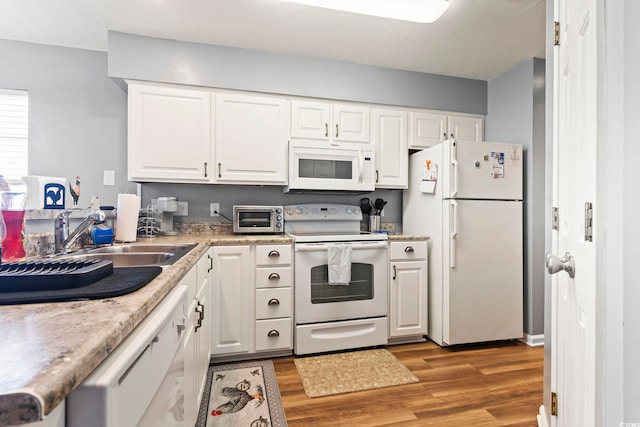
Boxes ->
[254,244,293,352]
[408,111,483,149]
[448,115,483,143]
[211,243,293,359]
[373,108,408,189]
[183,250,213,426]
[211,245,252,356]
[215,93,288,184]
[291,100,370,143]
[389,240,428,340]
[128,82,213,182]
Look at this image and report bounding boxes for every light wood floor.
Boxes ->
[273,340,544,426]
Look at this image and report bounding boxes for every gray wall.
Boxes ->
[485,58,545,337]
[107,31,487,115]
[0,39,134,207]
[142,184,402,230]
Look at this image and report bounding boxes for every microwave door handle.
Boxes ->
[358,151,364,183]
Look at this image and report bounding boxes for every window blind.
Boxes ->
[0,89,28,179]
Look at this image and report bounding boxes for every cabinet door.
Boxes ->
[408,111,447,149]
[195,275,211,402]
[333,103,371,143]
[291,100,331,140]
[373,108,408,188]
[448,115,483,142]
[389,260,428,338]
[216,93,288,184]
[211,246,252,355]
[128,83,212,182]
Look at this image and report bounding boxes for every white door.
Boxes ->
[211,245,252,355]
[447,115,483,142]
[441,140,523,200]
[408,111,447,149]
[549,0,598,425]
[373,108,408,188]
[441,199,523,345]
[215,93,288,184]
[291,100,331,140]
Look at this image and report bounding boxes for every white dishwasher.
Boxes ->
[67,285,188,427]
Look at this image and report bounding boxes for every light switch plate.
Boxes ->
[103,170,115,186]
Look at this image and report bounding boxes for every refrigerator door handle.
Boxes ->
[450,200,458,268]
[450,141,458,197]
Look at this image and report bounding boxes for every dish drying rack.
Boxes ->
[137,205,162,238]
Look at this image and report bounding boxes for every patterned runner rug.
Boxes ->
[197,359,288,427]
[294,348,419,398]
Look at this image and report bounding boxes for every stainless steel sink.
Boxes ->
[59,243,197,267]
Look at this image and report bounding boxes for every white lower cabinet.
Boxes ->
[211,245,252,356]
[211,243,293,358]
[389,241,428,339]
[183,250,213,426]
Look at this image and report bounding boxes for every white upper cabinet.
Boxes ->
[291,100,371,144]
[408,111,447,149]
[448,114,484,143]
[215,93,288,184]
[373,108,408,189]
[128,82,213,182]
[409,111,484,149]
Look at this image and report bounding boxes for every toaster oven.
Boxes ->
[233,205,284,234]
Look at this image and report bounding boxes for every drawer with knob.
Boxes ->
[256,288,292,319]
[255,266,292,289]
[255,244,292,266]
[255,318,292,351]
[389,241,427,261]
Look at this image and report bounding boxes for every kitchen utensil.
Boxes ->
[360,198,372,215]
[373,198,387,215]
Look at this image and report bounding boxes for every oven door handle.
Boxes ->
[295,242,388,251]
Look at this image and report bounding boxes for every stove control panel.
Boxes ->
[284,204,362,221]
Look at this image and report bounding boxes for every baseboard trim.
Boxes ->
[520,333,545,347]
[537,405,549,427]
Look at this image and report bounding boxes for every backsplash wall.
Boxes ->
[141,183,404,232]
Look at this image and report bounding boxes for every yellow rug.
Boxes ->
[294,348,419,398]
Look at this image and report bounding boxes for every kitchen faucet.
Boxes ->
[54,210,106,253]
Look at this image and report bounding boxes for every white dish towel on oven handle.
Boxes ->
[328,244,352,286]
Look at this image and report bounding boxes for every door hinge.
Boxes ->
[585,202,593,242]
[551,391,558,416]
[552,207,559,231]
[554,21,560,46]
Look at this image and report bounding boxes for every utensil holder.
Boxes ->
[369,215,381,232]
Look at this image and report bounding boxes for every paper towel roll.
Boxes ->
[115,194,140,242]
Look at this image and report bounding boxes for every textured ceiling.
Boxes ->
[0,0,546,81]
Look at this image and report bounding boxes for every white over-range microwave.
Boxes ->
[285,139,376,193]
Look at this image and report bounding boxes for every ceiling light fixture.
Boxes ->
[279,0,449,23]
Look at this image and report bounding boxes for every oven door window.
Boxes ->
[237,211,271,229]
[309,262,374,303]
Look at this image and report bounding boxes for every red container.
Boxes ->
[1,209,26,262]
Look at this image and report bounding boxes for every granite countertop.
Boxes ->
[0,233,293,426]
[386,234,429,241]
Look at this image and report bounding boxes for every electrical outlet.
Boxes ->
[380,222,395,233]
[175,201,188,216]
[210,202,220,217]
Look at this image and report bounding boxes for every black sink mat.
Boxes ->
[0,266,162,305]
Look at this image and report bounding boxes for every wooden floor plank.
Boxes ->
[273,340,543,426]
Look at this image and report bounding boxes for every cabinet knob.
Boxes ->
[268,272,280,280]
[325,123,328,138]
[335,124,339,138]
[268,298,280,306]
[268,250,280,257]
[208,254,213,272]
[392,265,397,280]
[218,162,222,178]
[404,246,415,253]
[204,162,208,178]
[267,330,280,337]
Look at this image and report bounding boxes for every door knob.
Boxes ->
[546,252,575,279]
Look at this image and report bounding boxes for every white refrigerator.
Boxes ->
[403,139,524,346]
